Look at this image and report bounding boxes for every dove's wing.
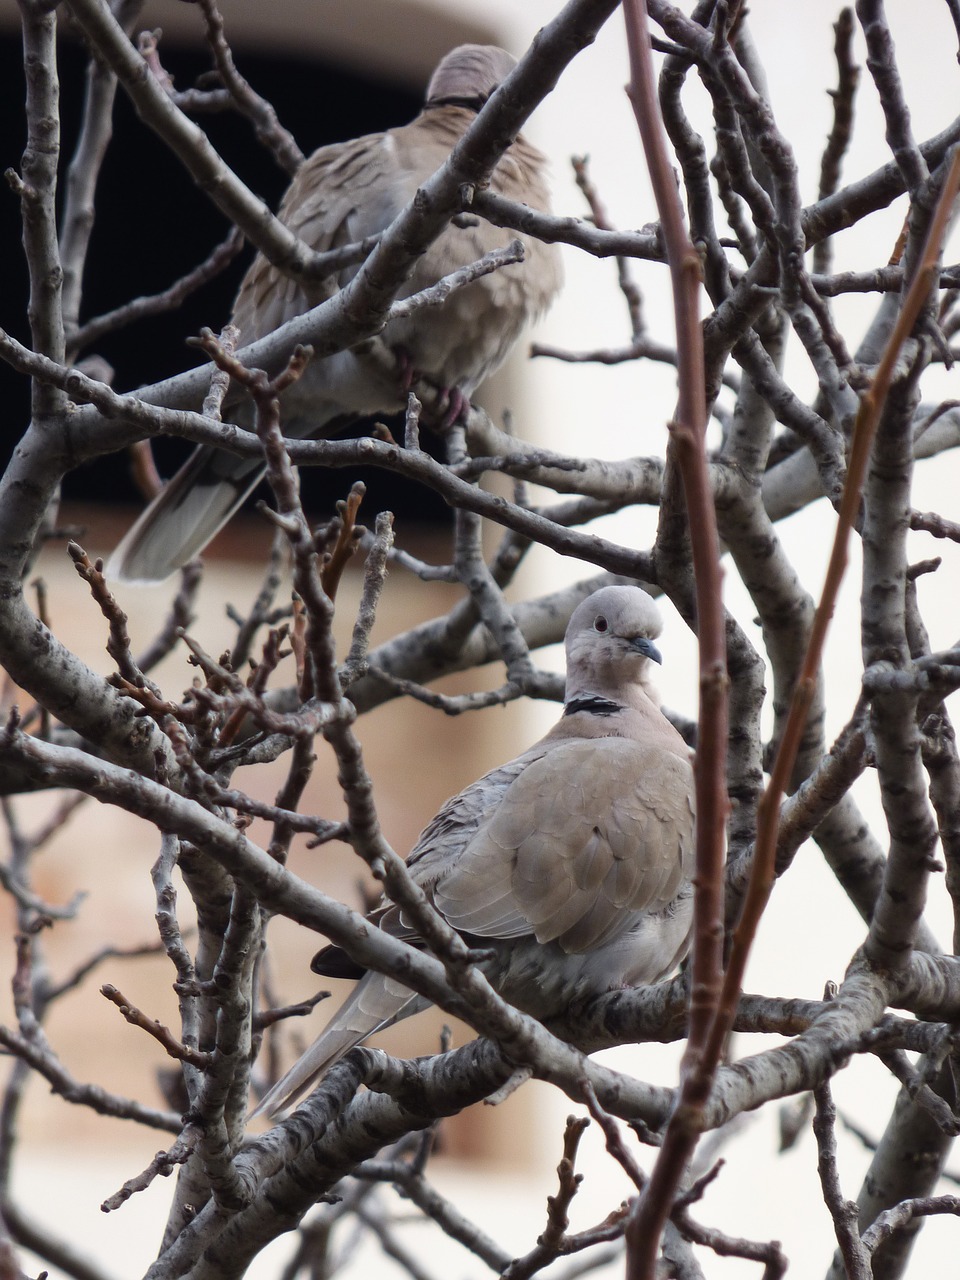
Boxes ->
[249,587,694,1120]
[107,44,561,585]
[432,740,695,953]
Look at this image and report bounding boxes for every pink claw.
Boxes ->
[436,386,469,430]
[392,346,416,393]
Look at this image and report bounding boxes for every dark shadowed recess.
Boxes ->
[0,29,454,526]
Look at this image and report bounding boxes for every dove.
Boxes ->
[107,44,562,584]
[251,586,695,1119]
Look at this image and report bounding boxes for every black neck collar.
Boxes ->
[563,695,623,718]
[425,95,487,113]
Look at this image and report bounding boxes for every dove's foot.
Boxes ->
[435,386,469,430]
[392,345,417,393]
[390,348,470,430]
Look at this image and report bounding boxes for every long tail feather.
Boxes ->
[105,445,266,585]
[249,972,426,1120]
[107,406,355,584]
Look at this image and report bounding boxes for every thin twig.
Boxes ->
[621,4,729,1272]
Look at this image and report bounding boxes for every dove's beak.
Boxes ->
[631,636,663,664]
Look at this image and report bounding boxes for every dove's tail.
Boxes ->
[106,402,357,585]
[105,443,267,585]
[249,972,427,1121]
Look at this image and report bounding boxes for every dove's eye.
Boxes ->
[594,615,608,632]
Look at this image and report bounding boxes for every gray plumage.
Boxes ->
[251,586,695,1119]
[107,44,562,584]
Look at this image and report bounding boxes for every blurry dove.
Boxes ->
[251,586,695,1119]
[108,44,562,584]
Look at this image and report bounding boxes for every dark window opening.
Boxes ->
[1,32,452,524]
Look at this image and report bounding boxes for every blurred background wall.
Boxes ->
[1,1,959,1276]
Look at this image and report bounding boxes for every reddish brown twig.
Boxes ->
[813,8,860,277]
[218,622,290,747]
[129,439,164,501]
[724,144,960,1026]
[100,982,212,1068]
[318,482,366,602]
[68,541,148,688]
[621,3,729,1274]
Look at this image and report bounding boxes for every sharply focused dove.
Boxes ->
[107,44,562,584]
[251,586,696,1119]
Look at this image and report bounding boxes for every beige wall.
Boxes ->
[2,503,554,1166]
[0,5,563,1227]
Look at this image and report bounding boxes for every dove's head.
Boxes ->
[563,586,665,707]
[425,45,517,109]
